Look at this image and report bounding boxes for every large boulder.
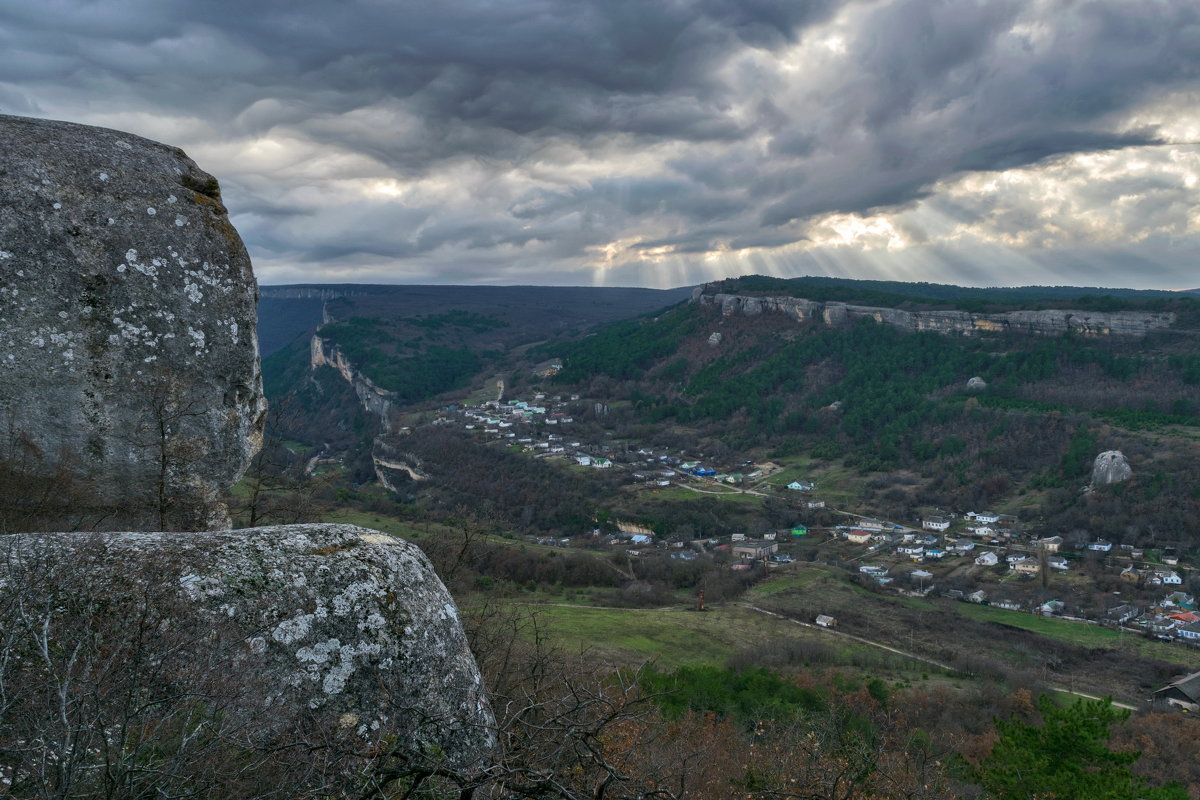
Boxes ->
[0,523,494,795]
[0,114,264,531]
[1092,450,1133,486]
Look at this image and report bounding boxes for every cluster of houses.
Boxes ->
[838,510,1190,589]
[442,396,801,491]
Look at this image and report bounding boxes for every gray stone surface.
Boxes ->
[967,376,988,391]
[0,523,495,772]
[1092,450,1133,486]
[0,114,265,530]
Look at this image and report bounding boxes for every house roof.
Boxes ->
[1157,671,1200,703]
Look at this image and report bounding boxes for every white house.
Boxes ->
[1089,540,1113,552]
[923,516,950,531]
[972,511,1001,524]
[1152,570,1183,586]
[975,551,999,566]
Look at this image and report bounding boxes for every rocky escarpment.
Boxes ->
[372,437,429,493]
[1092,450,1133,486]
[0,523,494,792]
[693,290,1177,337]
[311,334,394,428]
[0,114,265,530]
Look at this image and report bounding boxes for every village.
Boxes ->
[423,388,1200,653]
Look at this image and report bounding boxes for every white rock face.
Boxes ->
[1092,450,1133,486]
[967,376,988,391]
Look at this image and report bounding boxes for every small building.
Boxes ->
[787,480,814,491]
[1106,604,1139,625]
[967,590,988,604]
[1089,539,1113,552]
[922,516,950,531]
[805,500,826,509]
[790,525,808,537]
[972,511,1001,524]
[858,518,886,531]
[845,529,872,545]
[732,541,778,560]
[975,551,999,566]
[1178,622,1200,642]
[1152,570,1183,586]
[1153,671,1200,711]
[815,614,837,628]
[1039,536,1064,553]
[1014,560,1041,576]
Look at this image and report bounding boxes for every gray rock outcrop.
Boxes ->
[695,292,1177,338]
[0,114,265,530]
[1092,450,1133,486]
[0,523,494,787]
[311,333,393,428]
[967,376,988,391]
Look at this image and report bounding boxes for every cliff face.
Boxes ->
[311,334,393,428]
[0,114,265,530]
[693,291,1176,337]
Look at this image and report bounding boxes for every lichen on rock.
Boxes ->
[0,114,265,530]
[0,523,495,784]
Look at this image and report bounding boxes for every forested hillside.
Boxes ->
[547,293,1200,545]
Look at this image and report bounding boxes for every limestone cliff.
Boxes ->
[0,114,265,530]
[694,291,1176,337]
[311,334,394,428]
[1092,450,1134,486]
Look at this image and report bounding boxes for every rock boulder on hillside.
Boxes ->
[0,523,494,793]
[0,114,264,530]
[1092,450,1133,486]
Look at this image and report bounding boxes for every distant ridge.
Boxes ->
[257,283,693,357]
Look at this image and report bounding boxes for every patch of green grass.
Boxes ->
[521,604,827,668]
[318,509,429,540]
[950,603,1200,665]
[746,567,838,598]
[953,604,1121,647]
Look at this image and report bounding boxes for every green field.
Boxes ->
[951,601,1200,665]
[524,604,834,668]
[318,508,433,540]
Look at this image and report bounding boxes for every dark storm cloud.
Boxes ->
[0,0,1197,287]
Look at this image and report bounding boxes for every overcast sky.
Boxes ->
[2,0,1198,289]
